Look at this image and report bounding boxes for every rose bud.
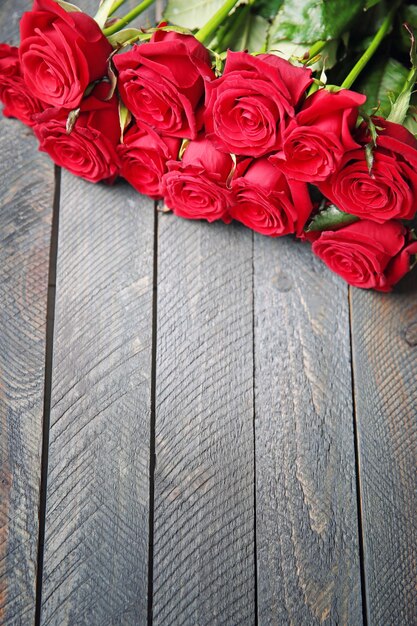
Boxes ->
[318,117,417,223]
[312,220,417,291]
[118,123,181,199]
[19,0,112,109]
[33,83,120,184]
[0,44,45,126]
[114,31,214,140]
[230,159,313,236]
[161,136,234,222]
[270,88,366,182]
[204,51,313,158]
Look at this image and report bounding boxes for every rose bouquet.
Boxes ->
[1,0,417,291]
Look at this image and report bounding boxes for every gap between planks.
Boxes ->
[35,166,62,626]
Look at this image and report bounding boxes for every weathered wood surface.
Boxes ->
[0,1,54,623]
[152,217,255,625]
[40,176,154,626]
[39,2,156,624]
[1,1,417,624]
[254,235,363,625]
[351,276,417,625]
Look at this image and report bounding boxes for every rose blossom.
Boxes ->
[161,137,234,222]
[19,0,112,109]
[33,83,120,183]
[0,44,44,126]
[318,118,417,223]
[114,31,214,139]
[270,88,366,182]
[118,123,180,199]
[230,159,312,236]
[312,220,417,291]
[204,51,313,157]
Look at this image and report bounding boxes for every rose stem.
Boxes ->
[195,0,241,43]
[302,40,327,64]
[108,0,129,16]
[103,0,156,36]
[341,0,402,89]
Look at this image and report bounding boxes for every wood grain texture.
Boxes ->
[40,175,154,626]
[350,275,417,625]
[0,2,54,623]
[254,235,363,625]
[38,3,157,624]
[152,216,255,625]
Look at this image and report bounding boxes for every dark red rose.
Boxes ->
[318,117,417,223]
[19,0,112,109]
[33,83,120,183]
[161,136,234,222]
[118,123,180,199]
[230,159,312,236]
[312,220,417,291]
[204,51,313,157]
[114,31,214,140]
[0,44,45,125]
[270,88,366,182]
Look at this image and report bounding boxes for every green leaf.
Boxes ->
[387,26,417,125]
[164,0,245,30]
[256,0,284,19]
[404,106,417,138]
[267,39,339,70]
[107,28,151,47]
[269,0,365,47]
[94,0,116,28]
[307,204,359,232]
[55,0,82,11]
[119,101,132,142]
[357,57,409,117]
[211,6,269,53]
[365,0,382,8]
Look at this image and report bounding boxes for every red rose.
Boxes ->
[33,83,120,183]
[114,31,214,139]
[230,159,312,236]
[0,44,45,126]
[161,136,233,222]
[318,118,417,223]
[204,51,313,157]
[118,123,180,199]
[312,220,417,291]
[19,0,112,109]
[270,88,366,182]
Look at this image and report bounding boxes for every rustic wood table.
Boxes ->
[1,1,416,625]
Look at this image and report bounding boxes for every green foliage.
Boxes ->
[256,0,284,19]
[164,0,239,30]
[307,204,359,232]
[357,57,409,117]
[209,5,269,53]
[269,0,365,47]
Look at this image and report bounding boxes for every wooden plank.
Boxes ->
[254,235,363,624]
[350,277,417,624]
[0,2,55,623]
[152,218,255,625]
[40,175,155,625]
[39,2,156,624]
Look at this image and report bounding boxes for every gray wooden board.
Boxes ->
[254,235,363,625]
[38,3,155,624]
[152,217,256,625]
[0,1,54,623]
[40,175,155,625]
[351,277,417,625]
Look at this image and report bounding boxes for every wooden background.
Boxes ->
[0,1,416,624]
